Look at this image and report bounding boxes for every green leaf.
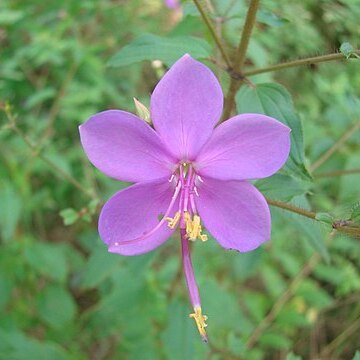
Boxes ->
[0,10,24,25]
[258,331,292,349]
[297,279,333,309]
[236,83,311,180]
[0,329,69,360]
[60,208,79,226]
[286,352,303,360]
[108,34,211,67]
[0,181,22,242]
[24,87,56,109]
[256,174,310,201]
[24,241,68,283]
[161,300,196,360]
[36,285,77,329]
[274,195,330,262]
[257,9,289,27]
[80,248,122,289]
[315,212,334,225]
[352,351,360,360]
[340,42,354,58]
[350,202,360,223]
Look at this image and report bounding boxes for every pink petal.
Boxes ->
[195,114,291,180]
[99,179,178,256]
[151,54,223,161]
[196,177,271,252]
[79,110,176,182]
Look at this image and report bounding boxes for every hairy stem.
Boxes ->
[243,50,360,76]
[193,0,232,69]
[316,168,360,178]
[222,0,259,121]
[266,197,360,237]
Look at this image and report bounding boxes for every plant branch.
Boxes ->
[316,168,360,178]
[266,197,360,237]
[221,0,260,121]
[193,0,232,69]
[310,121,360,172]
[243,50,360,76]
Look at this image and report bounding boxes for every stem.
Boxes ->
[180,228,201,309]
[221,0,260,121]
[316,168,360,178]
[232,0,260,73]
[310,121,360,172]
[243,50,360,76]
[266,197,360,237]
[266,197,316,220]
[193,0,232,69]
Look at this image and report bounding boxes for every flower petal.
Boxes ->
[79,110,176,182]
[151,54,223,161]
[195,114,291,180]
[99,179,178,256]
[196,177,271,252]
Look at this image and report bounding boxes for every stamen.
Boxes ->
[194,186,199,197]
[189,306,208,342]
[186,214,208,242]
[165,211,181,229]
[184,211,192,234]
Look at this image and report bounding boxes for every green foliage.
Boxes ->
[108,34,211,67]
[1,0,359,359]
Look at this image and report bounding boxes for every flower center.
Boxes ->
[165,163,208,242]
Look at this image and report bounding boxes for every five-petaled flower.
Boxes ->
[79,54,291,341]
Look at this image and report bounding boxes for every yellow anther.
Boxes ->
[189,306,208,342]
[184,211,192,234]
[185,214,208,242]
[165,211,181,229]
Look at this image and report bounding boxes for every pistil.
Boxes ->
[177,163,208,342]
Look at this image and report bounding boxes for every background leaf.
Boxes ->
[108,34,211,67]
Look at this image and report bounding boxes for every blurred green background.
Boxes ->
[1,0,360,359]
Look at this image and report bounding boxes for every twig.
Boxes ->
[222,0,260,121]
[266,197,316,220]
[243,51,360,76]
[315,168,360,178]
[193,0,232,69]
[266,197,360,237]
[310,121,360,172]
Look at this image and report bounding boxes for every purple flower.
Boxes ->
[164,0,180,9]
[79,55,290,341]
